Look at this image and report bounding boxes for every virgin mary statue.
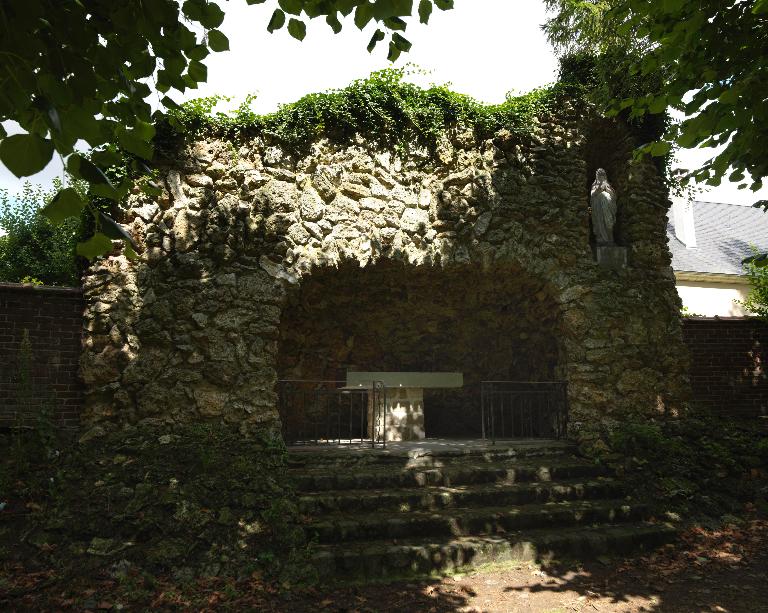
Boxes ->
[590,168,617,245]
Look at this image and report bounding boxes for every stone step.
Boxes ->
[305,499,647,544]
[291,458,607,492]
[298,477,624,515]
[311,522,677,582]
[287,439,575,470]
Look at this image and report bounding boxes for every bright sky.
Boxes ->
[0,0,765,206]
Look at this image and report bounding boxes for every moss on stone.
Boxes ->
[1,423,315,584]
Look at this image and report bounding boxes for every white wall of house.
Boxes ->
[675,273,752,317]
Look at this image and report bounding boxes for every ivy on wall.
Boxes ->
[158,68,583,154]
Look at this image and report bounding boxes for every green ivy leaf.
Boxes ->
[418,0,432,24]
[76,232,114,259]
[287,18,307,41]
[0,133,55,177]
[208,29,229,51]
[434,0,454,9]
[42,188,86,224]
[754,0,768,13]
[267,8,286,32]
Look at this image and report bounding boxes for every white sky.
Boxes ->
[0,0,765,206]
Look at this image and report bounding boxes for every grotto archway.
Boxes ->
[276,259,566,440]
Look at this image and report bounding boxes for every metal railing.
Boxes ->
[480,381,568,443]
[278,379,386,447]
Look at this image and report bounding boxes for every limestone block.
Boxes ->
[299,188,324,221]
[401,208,430,233]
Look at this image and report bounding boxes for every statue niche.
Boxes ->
[590,168,617,246]
[590,168,626,269]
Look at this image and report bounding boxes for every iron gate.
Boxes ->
[278,379,387,447]
[480,381,568,443]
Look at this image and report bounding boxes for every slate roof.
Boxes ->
[666,201,768,276]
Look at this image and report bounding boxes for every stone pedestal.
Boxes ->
[369,387,425,442]
[595,245,627,270]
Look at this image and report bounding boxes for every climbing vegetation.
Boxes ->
[161,68,580,153]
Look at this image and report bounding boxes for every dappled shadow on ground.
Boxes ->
[4,518,766,612]
[496,517,768,613]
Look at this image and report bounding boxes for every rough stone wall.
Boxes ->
[682,317,768,419]
[0,283,84,428]
[79,101,690,440]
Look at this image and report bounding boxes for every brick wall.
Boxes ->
[0,283,84,429]
[2,283,767,429]
[682,317,768,419]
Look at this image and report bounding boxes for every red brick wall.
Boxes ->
[682,317,768,419]
[2,284,767,429]
[0,283,84,429]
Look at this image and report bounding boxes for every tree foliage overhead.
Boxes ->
[543,0,768,202]
[0,0,454,259]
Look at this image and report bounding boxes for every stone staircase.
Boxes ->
[287,440,675,582]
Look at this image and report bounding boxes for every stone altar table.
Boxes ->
[346,371,464,442]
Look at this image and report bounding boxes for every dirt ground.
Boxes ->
[3,518,767,612]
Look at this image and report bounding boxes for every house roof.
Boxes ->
[666,200,768,275]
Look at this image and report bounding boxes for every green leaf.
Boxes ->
[208,29,229,51]
[718,89,738,105]
[0,134,55,178]
[384,17,407,31]
[67,155,112,185]
[354,4,374,29]
[188,60,208,82]
[434,0,453,9]
[124,242,138,261]
[117,126,153,160]
[367,29,385,53]
[0,124,6,138]
[418,0,432,23]
[278,0,303,15]
[99,211,139,250]
[161,95,181,110]
[648,141,672,157]
[42,188,86,224]
[246,0,267,3]
[287,18,307,41]
[76,232,114,259]
[392,33,412,52]
[199,2,225,28]
[387,41,401,62]
[326,12,342,33]
[267,9,286,32]
[753,0,768,14]
[187,44,210,61]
